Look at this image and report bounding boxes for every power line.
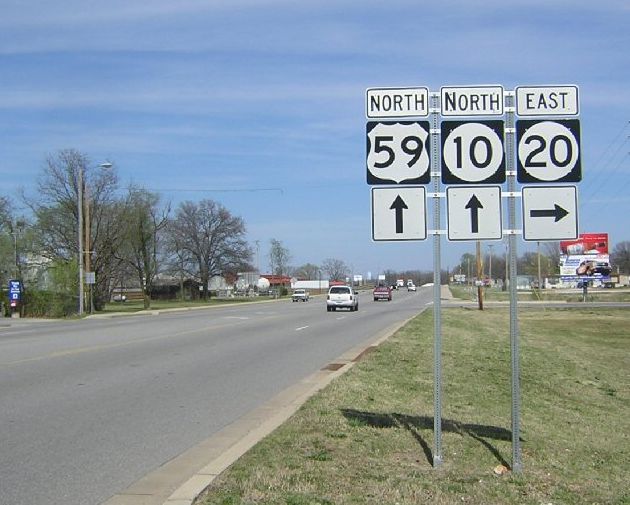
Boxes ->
[582,121,630,203]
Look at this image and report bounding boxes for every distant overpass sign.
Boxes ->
[366,87,429,118]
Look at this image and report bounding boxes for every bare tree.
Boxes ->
[611,241,630,274]
[25,149,121,310]
[321,257,347,281]
[268,238,291,276]
[117,187,170,309]
[543,242,561,271]
[293,262,320,280]
[167,199,252,300]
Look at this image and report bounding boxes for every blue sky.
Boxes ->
[1,0,628,276]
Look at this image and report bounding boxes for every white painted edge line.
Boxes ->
[295,326,309,331]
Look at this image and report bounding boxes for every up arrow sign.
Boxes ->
[529,204,569,222]
[371,187,427,241]
[390,195,408,233]
[446,186,502,241]
[465,194,483,233]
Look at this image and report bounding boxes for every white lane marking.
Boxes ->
[224,316,250,320]
[295,326,309,331]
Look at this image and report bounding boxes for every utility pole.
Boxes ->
[537,241,542,290]
[476,241,483,310]
[487,244,494,284]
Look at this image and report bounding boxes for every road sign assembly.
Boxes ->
[364,83,582,475]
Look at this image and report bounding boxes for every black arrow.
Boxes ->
[465,194,483,233]
[530,204,569,222]
[390,195,408,233]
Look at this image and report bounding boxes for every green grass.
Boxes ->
[450,284,630,303]
[199,307,630,505]
[101,296,278,313]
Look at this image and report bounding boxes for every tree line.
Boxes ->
[0,150,359,316]
[0,150,254,314]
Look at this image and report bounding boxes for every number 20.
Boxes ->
[523,134,573,168]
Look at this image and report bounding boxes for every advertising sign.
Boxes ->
[560,233,608,255]
[559,233,611,285]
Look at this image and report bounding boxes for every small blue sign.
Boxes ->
[9,280,22,303]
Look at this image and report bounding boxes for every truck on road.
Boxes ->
[373,285,392,301]
[292,289,310,302]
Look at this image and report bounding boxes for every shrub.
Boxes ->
[23,290,78,318]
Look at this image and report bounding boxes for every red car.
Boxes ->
[373,285,392,301]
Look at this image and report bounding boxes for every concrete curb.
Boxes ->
[102,314,417,505]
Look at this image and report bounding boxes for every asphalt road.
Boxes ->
[0,287,431,505]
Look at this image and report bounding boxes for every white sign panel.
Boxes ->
[366,87,429,118]
[517,119,581,183]
[522,186,578,241]
[366,121,431,185]
[440,85,504,116]
[446,186,502,241]
[372,187,427,241]
[516,85,579,116]
[441,121,505,184]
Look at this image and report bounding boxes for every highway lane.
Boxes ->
[0,287,432,505]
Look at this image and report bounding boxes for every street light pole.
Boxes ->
[78,167,84,316]
[78,162,112,316]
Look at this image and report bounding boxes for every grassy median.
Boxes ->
[199,306,630,505]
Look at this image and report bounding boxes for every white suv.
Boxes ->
[326,285,359,312]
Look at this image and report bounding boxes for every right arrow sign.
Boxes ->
[529,203,569,222]
[522,186,578,241]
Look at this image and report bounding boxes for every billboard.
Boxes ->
[559,233,611,285]
[560,233,608,256]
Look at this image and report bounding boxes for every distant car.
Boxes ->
[326,285,359,312]
[373,285,392,301]
[292,289,310,302]
[407,284,417,292]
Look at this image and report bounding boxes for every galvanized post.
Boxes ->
[430,91,443,467]
[505,91,523,473]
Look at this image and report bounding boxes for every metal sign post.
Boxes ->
[505,91,523,473]
[430,92,443,467]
